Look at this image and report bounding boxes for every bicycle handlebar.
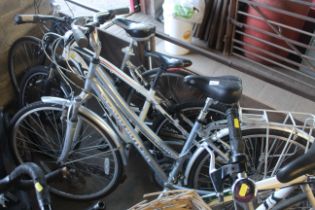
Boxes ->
[0,163,51,210]
[71,8,129,48]
[14,14,66,25]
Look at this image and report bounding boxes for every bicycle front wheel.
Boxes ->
[10,102,123,200]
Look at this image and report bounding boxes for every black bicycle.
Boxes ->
[0,162,106,210]
[8,12,72,96]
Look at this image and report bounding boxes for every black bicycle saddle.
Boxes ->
[184,75,242,104]
[113,18,155,39]
[145,51,192,69]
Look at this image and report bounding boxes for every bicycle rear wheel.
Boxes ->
[10,102,123,200]
[186,128,311,209]
[8,36,46,94]
[142,68,205,105]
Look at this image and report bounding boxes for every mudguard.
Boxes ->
[41,96,128,165]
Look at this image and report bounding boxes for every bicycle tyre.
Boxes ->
[8,36,46,94]
[10,102,123,200]
[186,128,311,209]
[18,65,67,108]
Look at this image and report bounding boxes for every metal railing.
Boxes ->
[58,0,315,101]
[230,0,315,85]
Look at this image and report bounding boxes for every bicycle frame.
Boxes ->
[255,175,315,209]
[67,44,193,138]
[53,27,222,187]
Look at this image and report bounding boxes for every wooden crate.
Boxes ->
[128,190,212,210]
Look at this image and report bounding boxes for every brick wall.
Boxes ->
[0,0,49,106]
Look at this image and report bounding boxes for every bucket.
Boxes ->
[163,2,193,55]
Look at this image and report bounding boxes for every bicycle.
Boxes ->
[189,107,315,209]
[8,12,72,95]
[14,12,225,153]
[9,12,314,204]
[0,162,106,210]
[209,124,315,209]
[258,142,315,209]
[14,11,207,110]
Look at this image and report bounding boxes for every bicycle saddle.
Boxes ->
[113,18,155,39]
[184,75,242,104]
[277,142,315,183]
[145,51,192,69]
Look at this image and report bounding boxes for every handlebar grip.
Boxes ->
[72,26,89,48]
[15,14,37,24]
[14,14,66,25]
[110,7,130,16]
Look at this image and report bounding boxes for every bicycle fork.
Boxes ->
[57,55,98,164]
[57,97,82,164]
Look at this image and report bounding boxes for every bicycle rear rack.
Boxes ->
[240,107,315,146]
[238,108,315,177]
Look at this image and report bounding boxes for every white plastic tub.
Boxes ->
[163,1,193,55]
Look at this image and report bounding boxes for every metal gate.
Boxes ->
[227,0,315,97]
[61,0,315,100]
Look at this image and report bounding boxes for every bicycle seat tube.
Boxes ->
[226,105,255,210]
[165,97,215,187]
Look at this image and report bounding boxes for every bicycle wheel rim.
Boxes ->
[187,128,311,209]
[11,102,122,200]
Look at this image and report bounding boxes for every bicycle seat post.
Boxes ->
[136,35,155,69]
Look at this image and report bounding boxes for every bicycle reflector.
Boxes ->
[232,178,256,203]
